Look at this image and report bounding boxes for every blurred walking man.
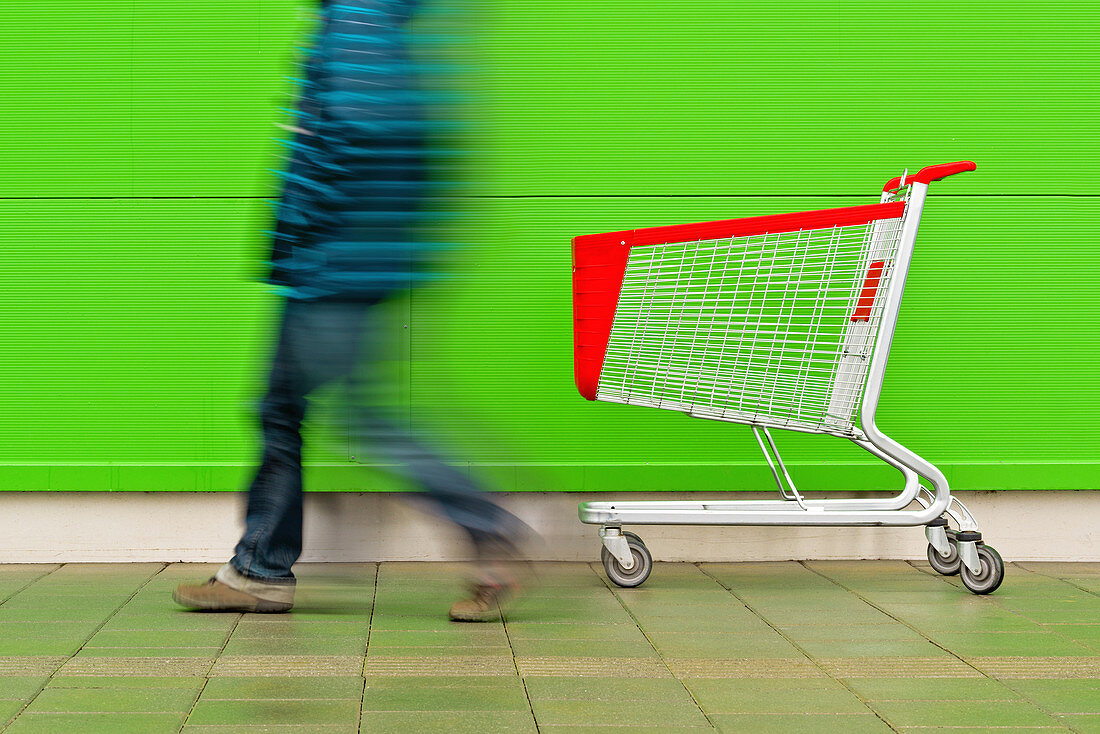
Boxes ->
[174,0,529,621]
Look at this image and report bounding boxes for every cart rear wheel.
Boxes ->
[927,539,961,576]
[960,544,1004,595]
[601,535,652,588]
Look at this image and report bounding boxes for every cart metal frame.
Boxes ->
[571,161,1003,594]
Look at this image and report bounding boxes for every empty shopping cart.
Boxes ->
[572,161,1003,594]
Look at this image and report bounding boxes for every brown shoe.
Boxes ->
[449,583,517,623]
[173,578,293,613]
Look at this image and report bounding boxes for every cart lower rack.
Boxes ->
[572,161,1004,594]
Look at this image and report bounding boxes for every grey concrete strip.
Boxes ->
[818,657,984,678]
[969,656,1100,679]
[59,656,213,677]
[364,656,516,677]
[666,657,824,679]
[0,657,67,676]
[211,656,363,677]
[516,657,672,678]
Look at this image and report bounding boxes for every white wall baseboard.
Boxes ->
[0,490,1094,564]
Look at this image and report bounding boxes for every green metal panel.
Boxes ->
[1,2,1097,491]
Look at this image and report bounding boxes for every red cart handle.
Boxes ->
[883,161,976,192]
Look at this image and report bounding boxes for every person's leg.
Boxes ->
[347,358,533,622]
[175,300,370,612]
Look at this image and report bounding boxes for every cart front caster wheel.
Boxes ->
[601,534,652,588]
[927,538,961,576]
[960,544,1004,595]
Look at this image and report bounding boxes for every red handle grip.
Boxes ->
[883,161,976,192]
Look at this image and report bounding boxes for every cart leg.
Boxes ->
[956,532,984,576]
[599,526,634,570]
[925,521,952,557]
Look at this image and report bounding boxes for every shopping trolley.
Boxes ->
[572,161,1004,595]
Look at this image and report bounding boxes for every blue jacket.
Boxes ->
[268,0,450,301]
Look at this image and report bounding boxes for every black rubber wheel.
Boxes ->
[601,535,652,588]
[960,544,1004,595]
[927,540,961,576]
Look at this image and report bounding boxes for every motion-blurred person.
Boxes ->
[174,0,529,622]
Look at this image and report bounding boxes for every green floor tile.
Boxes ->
[232,620,370,640]
[1005,679,1100,713]
[509,639,658,659]
[869,699,1063,728]
[6,712,187,733]
[649,633,802,659]
[504,609,634,626]
[531,698,710,727]
[102,614,239,632]
[366,627,508,648]
[221,637,368,656]
[184,726,358,733]
[75,646,221,658]
[930,631,1096,657]
[523,676,689,701]
[1057,713,1100,733]
[783,624,926,642]
[750,606,893,627]
[505,623,647,642]
[711,712,893,733]
[200,676,364,700]
[538,727,713,734]
[637,615,769,635]
[47,676,205,692]
[1043,624,1100,650]
[365,644,513,658]
[370,599,455,618]
[795,638,951,658]
[360,710,537,733]
[87,630,229,649]
[0,610,114,623]
[265,610,372,623]
[25,687,196,713]
[362,681,529,711]
[0,640,86,656]
[361,676,523,689]
[0,677,48,699]
[877,604,1046,632]
[1011,608,1100,625]
[0,699,27,722]
[0,562,1096,731]
[367,612,466,630]
[0,623,102,639]
[188,699,360,726]
[684,678,868,714]
[843,677,1021,702]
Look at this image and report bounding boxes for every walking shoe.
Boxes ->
[448,582,516,622]
[172,578,293,613]
[173,563,294,613]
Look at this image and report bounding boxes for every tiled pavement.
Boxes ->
[0,561,1097,733]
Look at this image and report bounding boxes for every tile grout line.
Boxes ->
[969,563,1095,734]
[696,563,901,734]
[1013,563,1100,601]
[499,582,541,734]
[908,558,1100,654]
[903,560,1064,631]
[359,562,380,733]
[593,562,720,732]
[178,563,246,733]
[0,562,168,733]
[800,561,1082,734]
[1002,564,1100,655]
[0,564,63,607]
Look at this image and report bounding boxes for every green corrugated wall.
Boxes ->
[2,1,1097,492]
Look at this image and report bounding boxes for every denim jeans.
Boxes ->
[230,298,523,583]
